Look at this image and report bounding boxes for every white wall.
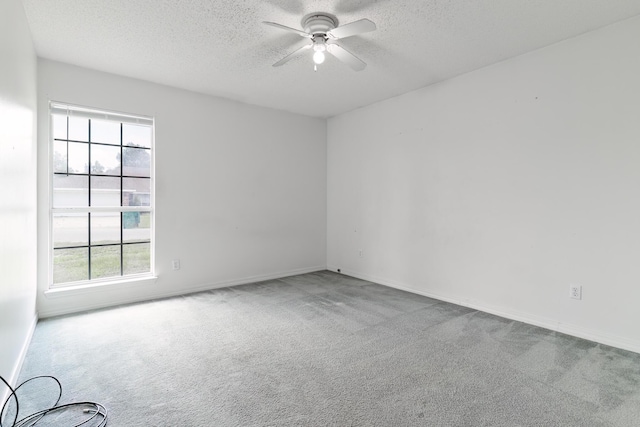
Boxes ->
[37,60,326,317]
[327,16,640,353]
[0,0,38,394]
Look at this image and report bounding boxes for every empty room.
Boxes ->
[2,0,640,425]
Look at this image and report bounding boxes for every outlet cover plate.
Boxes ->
[570,284,582,300]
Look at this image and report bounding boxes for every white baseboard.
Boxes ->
[38,265,327,318]
[329,266,640,355]
[204,265,328,290]
[0,312,38,414]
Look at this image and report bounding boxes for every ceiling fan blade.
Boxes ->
[327,43,366,71]
[327,18,376,39]
[263,21,312,38]
[272,44,312,67]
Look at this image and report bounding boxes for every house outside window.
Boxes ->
[50,102,154,287]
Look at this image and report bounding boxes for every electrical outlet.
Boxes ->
[570,284,582,300]
[359,249,363,258]
[172,259,181,270]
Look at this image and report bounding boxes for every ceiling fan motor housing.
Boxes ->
[302,13,337,35]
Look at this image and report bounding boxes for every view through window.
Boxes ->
[50,103,154,286]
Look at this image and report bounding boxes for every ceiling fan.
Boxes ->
[263,13,376,71]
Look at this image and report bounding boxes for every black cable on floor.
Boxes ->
[0,375,107,427]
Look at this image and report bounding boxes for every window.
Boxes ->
[50,102,154,287]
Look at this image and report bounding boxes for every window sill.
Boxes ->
[44,275,158,299]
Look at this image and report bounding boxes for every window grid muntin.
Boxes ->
[120,124,123,276]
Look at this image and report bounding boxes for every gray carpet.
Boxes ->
[15,270,640,426]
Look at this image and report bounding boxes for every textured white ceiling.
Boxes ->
[21,0,640,118]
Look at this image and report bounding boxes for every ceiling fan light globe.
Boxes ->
[313,51,326,64]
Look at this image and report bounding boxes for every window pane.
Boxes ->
[91,119,120,145]
[53,175,88,207]
[91,176,121,207]
[123,178,150,206]
[52,114,67,140]
[90,212,121,245]
[123,243,150,275]
[123,124,151,148]
[122,146,150,177]
[53,213,88,248]
[53,247,88,284]
[91,144,121,175]
[53,140,67,173]
[123,212,150,242]
[91,245,121,280]
[68,142,88,173]
[68,116,88,141]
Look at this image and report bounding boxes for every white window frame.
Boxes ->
[48,102,155,289]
